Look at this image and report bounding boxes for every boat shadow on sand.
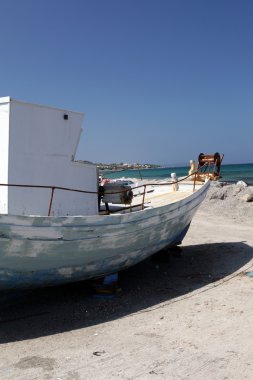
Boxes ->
[0,241,252,344]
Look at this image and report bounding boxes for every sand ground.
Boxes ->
[0,183,253,380]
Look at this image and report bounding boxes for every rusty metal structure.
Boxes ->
[197,152,224,181]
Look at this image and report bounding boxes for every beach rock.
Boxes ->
[200,183,253,224]
[212,182,223,188]
[240,192,253,202]
[236,180,248,187]
[209,189,226,200]
[232,187,242,196]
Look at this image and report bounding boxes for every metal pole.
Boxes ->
[193,172,197,192]
[142,185,146,209]
[48,187,55,216]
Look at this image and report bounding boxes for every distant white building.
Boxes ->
[0,97,98,216]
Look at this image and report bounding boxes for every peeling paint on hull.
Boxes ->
[0,181,210,289]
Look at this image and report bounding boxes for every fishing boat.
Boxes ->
[0,97,210,289]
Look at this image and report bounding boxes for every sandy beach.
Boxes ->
[0,182,253,380]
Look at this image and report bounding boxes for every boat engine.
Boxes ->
[102,183,134,205]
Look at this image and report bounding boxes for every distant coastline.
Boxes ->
[77,160,253,185]
[101,163,253,185]
[97,162,160,172]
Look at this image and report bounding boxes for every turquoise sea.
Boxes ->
[103,163,253,185]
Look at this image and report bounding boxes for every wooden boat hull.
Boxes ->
[0,181,210,289]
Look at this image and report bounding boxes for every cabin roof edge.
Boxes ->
[0,96,84,116]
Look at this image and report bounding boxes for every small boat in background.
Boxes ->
[0,97,210,289]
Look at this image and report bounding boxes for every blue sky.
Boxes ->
[1,0,253,166]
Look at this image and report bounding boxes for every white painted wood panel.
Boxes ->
[0,97,98,216]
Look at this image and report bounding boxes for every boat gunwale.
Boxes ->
[0,180,210,226]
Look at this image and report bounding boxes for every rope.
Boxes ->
[125,260,253,317]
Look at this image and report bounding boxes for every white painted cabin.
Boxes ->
[0,97,98,216]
